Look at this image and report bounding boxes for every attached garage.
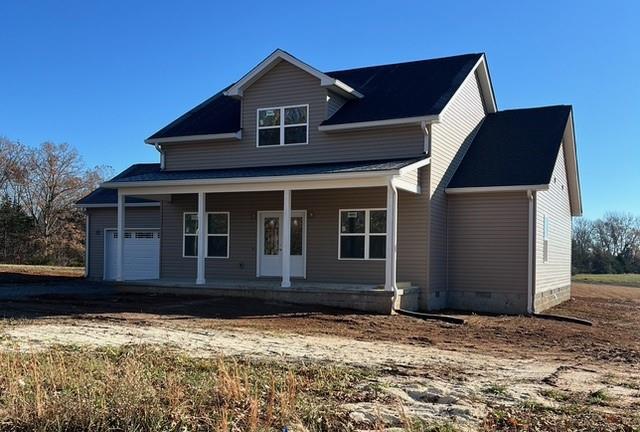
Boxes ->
[104,229,160,280]
[76,189,161,280]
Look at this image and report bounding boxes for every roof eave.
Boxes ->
[145,131,242,145]
[75,202,160,209]
[100,162,431,190]
[563,109,583,216]
[439,54,497,119]
[445,184,549,194]
[319,115,440,132]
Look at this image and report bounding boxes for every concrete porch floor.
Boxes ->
[113,278,420,314]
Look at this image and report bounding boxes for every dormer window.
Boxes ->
[257,105,308,147]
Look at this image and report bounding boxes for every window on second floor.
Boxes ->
[257,105,308,147]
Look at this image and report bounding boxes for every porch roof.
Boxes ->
[102,156,427,188]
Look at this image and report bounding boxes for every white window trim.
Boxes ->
[182,212,230,259]
[256,104,309,147]
[338,208,387,261]
[206,211,230,259]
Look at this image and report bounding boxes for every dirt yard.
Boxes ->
[0,270,638,430]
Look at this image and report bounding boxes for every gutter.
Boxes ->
[318,115,440,132]
[101,168,407,189]
[145,131,242,145]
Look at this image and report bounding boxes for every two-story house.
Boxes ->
[77,50,582,314]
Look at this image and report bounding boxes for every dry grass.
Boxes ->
[0,345,384,431]
[0,264,84,277]
[483,399,639,432]
[572,273,640,288]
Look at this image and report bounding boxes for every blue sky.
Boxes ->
[0,0,638,219]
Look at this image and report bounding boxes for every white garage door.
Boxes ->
[105,230,160,280]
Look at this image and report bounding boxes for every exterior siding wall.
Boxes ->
[86,207,161,279]
[534,144,572,311]
[326,90,347,118]
[447,192,530,314]
[163,61,425,170]
[427,70,486,309]
[160,184,428,289]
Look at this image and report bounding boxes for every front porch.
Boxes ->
[102,157,430,313]
[115,278,420,314]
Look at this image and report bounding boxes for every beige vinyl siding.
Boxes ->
[160,185,428,288]
[86,207,161,279]
[427,70,486,308]
[447,192,530,313]
[535,144,572,296]
[326,90,347,118]
[163,61,425,170]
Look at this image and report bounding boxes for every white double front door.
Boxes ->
[258,211,306,278]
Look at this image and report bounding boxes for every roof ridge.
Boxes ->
[494,105,572,114]
[325,52,483,75]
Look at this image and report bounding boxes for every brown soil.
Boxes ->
[1,282,638,366]
[1,280,638,430]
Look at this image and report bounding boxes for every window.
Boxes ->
[257,105,308,147]
[543,215,549,263]
[339,209,386,260]
[207,212,229,258]
[183,212,230,258]
[183,213,198,257]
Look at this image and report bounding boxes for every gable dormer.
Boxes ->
[145,50,496,171]
[223,49,364,100]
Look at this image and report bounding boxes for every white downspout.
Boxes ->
[84,210,90,278]
[386,177,399,309]
[527,190,536,314]
[421,120,431,155]
[154,143,165,169]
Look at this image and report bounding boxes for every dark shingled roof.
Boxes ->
[322,53,482,125]
[76,164,161,206]
[105,157,426,184]
[147,53,483,140]
[447,105,572,189]
[147,88,241,140]
[76,187,158,206]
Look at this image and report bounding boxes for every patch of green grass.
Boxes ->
[482,383,508,396]
[588,388,612,406]
[0,345,383,431]
[541,388,570,402]
[572,273,640,288]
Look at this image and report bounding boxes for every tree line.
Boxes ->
[0,137,111,266]
[572,213,640,274]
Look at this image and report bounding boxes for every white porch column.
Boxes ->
[385,179,398,291]
[116,190,125,282]
[196,192,206,285]
[281,189,292,288]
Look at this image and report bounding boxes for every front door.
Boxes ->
[258,211,306,278]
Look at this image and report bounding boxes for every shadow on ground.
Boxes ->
[0,286,359,321]
[0,272,84,284]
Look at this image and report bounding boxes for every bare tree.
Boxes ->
[16,142,106,262]
[0,137,26,196]
[592,212,640,257]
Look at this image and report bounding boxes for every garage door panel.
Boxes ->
[105,230,159,280]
